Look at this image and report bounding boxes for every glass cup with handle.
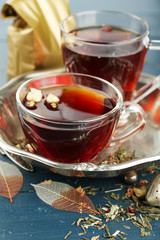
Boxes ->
[61,10,160,101]
[16,72,146,164]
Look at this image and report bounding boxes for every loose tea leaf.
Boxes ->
[91,236,100,240]
[0,160,23,202]
[32,180,99,214]
[72,179,160,239]
[83,186,103,195]
[64,231,72,239]
[103,148,136,164]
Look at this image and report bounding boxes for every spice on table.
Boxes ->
[110,192,120,201]
[64,230,72,239]
[133,186,147,199]
[73,176,160,239]
[105,224,111,236]
[118,232,127,240]
[78,225,86,236]
[105,186,123,194]
[77,218,84,226]
[83,186,103,195]
[91,236,100,240]
[123,225,131,230]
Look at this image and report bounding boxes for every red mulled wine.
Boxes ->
[62,26,147,101]
[21,85,118,163]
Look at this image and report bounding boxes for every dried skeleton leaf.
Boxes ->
[0,160,23,202]
[32,180,99,214]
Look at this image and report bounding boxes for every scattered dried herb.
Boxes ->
[14,138,34,153]
[118,232,127,240]
[105,224,111,236]
[127,205,137,214]
[103,148,136,164]
[83,186,103,195]
[145,163,160,173]
[140,227,150,237]
[91,236,100,240]
[123,225,131,230]
[71,179,160,239]
[64,230,72,239]
[110,192,120,201]
[105,186,123,194]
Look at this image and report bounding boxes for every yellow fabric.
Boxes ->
[7,25,35,79]
[1,0,70,79]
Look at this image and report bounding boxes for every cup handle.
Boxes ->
[109,102,146,146]
[133,75,160,103]
[149,40,160,50]
[132,40,160,102]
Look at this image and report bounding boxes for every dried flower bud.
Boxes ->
[29,100,36,107]
[51,102,58,109]
[25,144,34,153]
[26,88,42,103]
[26,92,34,101]
[46,93,60,109]
[47,93,60,104]
[133,186,147,198]
[137,180,148,188]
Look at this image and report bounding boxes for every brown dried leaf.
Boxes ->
[0,160,23,202]
[32,180,99,214]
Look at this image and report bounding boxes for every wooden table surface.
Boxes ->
[0,0,160,239]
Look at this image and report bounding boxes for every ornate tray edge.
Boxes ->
[0,68,159,177]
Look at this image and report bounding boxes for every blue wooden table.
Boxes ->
[0,0,160,239]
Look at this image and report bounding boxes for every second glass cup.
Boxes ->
[61,10,160,101]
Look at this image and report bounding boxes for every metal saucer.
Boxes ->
[0,68,160,177]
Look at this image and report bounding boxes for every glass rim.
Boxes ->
[60,9,150,47]
[16,72,123,125]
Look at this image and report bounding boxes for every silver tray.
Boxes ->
[0,68,160,177]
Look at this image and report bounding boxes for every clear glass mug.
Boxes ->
[61,10,160,101]
[16,73,145,164]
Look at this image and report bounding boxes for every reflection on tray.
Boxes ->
[0,69,160,177]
